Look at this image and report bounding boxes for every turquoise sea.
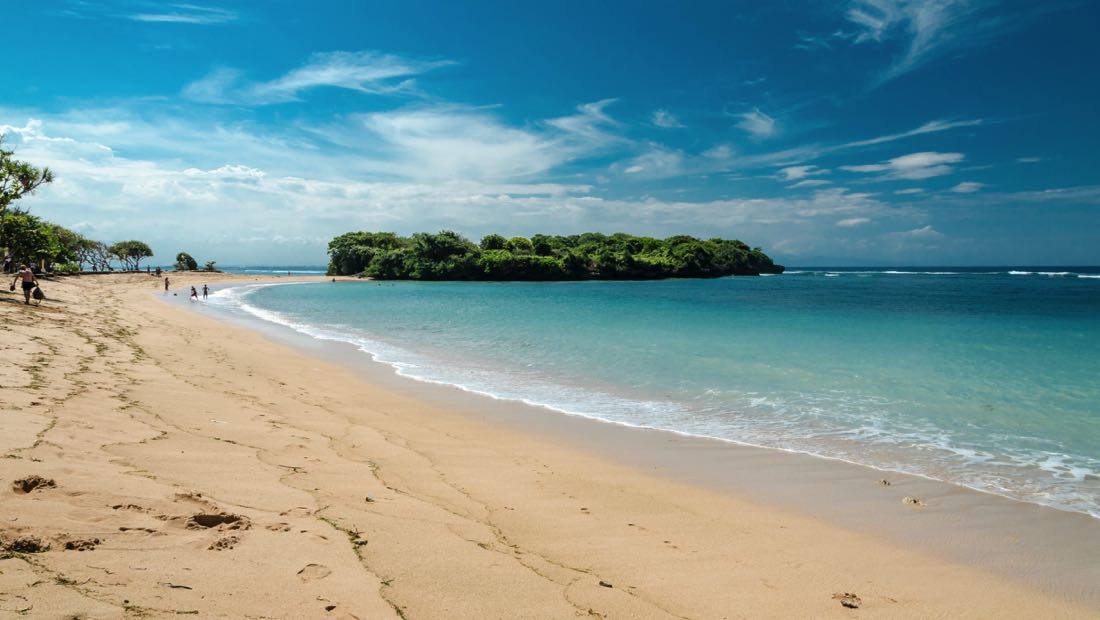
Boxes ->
[210,268,1100,518]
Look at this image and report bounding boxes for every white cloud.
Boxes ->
[182,164,267,180]
[128,4,238,25]
[357,108,566,181]
[789,179,832,189]
[4,112,926,263]
[841,151,964,180]
[702,144,733,160]
[736,108,777,138]
[896,225,944,239]
[184,51,454,104]
[58,3,240,25]
[1016,156,1042,163]
[615,146,685,179]
[894,188,924,194]
[778,165,829,181]
[843,0,997,82]
[951,181,984,193]
[837,217,872,227]
[545,99,623,144]
[651,109,685,129]
[840,118,982,149]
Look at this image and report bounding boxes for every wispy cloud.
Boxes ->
[545,99,622,143]
[617,146,685,178]
[840,118,982,149]
[841,151,964,180]
[951,181,984,193]
[184,51,455,104]
[845,0,995,82]
[790,179,832,189]
[128,4,238,24]
[1016,156,1043,163]
[837,217,872,227]
[57,2,239,25]
[777,165,829,182]
[895,224,944,239]
[357,107,574,181]
[736,108,778,139]
[651,109,685,129]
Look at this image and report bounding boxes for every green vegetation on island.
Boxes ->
[327,230,783,280]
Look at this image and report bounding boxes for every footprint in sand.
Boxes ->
[298,563,333,581]
[187,513,251,531]
[208,535,240,551]
[11,475,56,494]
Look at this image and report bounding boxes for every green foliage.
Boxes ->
[327,230,783,280]
[479,233,507,250]
[54,261,82,275]
[108,240,154,271]
[175,252,198,271]
[327,231,405,275]
[1,210,68,268]
[505,236,533,255]
[203,260,218,272]
[0,137,53,218]
[1,137,55,266]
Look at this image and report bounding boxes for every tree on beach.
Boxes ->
[0,209,74,271]
[82,240,113,271]
[108,240,154,271]
[1,136,54,270]
[175,251,198,271]
[0,137,53,218]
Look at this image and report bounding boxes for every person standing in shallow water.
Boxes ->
[190,286,198,302]
[202,284,209,300]
[9,264,38,305]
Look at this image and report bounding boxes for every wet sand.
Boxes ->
[1,272,1097,618]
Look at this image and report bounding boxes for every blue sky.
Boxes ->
[3,0,1098,265]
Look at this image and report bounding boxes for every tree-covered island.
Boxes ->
[327,231,784,280]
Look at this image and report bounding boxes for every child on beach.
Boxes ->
[190,286,198,302]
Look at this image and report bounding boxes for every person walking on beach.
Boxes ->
[164,276,170,293]
[202,284,209,300]
[190,286,198,302]
[9,264,38,305]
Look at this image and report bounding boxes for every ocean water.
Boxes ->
[209,268,1100,518]
[217,265,328,276]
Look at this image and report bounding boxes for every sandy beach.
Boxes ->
[2,272,1097,619]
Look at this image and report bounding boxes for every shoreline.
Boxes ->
[2,273,1097,617]
[192,277,1100,603]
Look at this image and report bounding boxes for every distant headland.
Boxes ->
[327,231,784,280]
